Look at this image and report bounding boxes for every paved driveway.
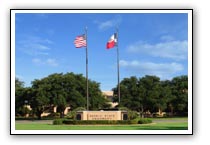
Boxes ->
[16,118,187,124]
[152,118,188,123]
[16,120,53,124]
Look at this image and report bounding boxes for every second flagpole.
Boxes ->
[85,26,89,111]
[116,27,120,104]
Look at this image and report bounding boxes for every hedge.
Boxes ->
[62,120,135,125]
[55,118,152,125]
[53,119,65,125]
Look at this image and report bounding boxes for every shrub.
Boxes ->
[138,118,152,124]
[117,107,138,120]
[66,107,86,119]
[53,119,64,125]
[54,118,152,125]
[118,107,129,111]
[128,110,139,120]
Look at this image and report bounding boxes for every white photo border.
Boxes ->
[10,9,193,135]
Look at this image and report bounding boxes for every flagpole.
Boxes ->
[85,26,89,111]
[116,27,120,104]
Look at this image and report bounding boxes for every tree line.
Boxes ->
[15,72,188,119]
[15,72,109,119]
[112,75,188,117]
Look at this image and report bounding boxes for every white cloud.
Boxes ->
[46,58,58,66]
[120,60,184,79]
[99,20,114,30]
[95,15,122,30]
[160,35,174,41]
[32,58,58,67]
[32,58,42,64]
[15,74,24,80]
[127,39,188,61]
[33,43,50,50]
[17,36,53,56]
[32,58,45,66]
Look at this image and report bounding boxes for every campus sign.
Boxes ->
[76,111,128,120]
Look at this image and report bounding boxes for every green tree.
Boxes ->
[15,78,30,117]
[46,73,68,118]
[113,76,141,111]
[157,80,172,115]
[139,75,161,113]
[28,72,109,118]
[30,79,50,119]
[64,73,86,110]
[170,75,188,115]
[102,75,189,117]
[15,77,24,90]
[88,80,109,110]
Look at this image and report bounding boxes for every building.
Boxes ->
[102,91,118,108]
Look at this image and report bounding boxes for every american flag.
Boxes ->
[74,34,86,48]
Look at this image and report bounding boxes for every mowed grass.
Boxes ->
[16,118,188,130]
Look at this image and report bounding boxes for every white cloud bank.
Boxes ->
[120,60,184,79]
[127,40,188,61]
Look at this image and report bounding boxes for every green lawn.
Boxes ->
[16,118,188,130]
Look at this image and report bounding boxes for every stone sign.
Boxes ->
[76,111,127,120]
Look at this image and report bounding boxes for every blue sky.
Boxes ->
[15,11,188,91]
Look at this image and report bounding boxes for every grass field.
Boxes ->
[15,118,188,130]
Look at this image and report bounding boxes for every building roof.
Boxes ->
[102,91,114,96]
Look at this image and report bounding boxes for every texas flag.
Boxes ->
[106,33,117,49]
